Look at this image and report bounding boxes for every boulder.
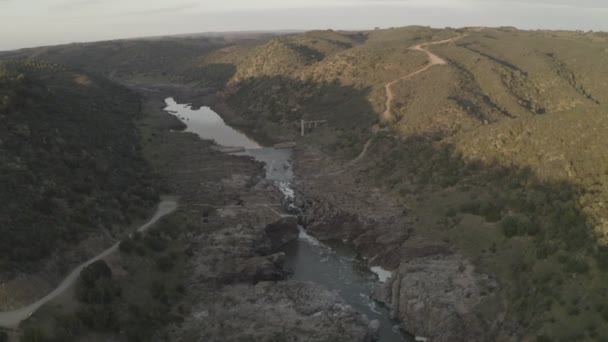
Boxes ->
[264,217,299,250]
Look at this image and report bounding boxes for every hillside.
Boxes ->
[196,27,608,340]
[9,34,280,84]
[0,60,158,275]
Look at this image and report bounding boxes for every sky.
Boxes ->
[0,0,607,51]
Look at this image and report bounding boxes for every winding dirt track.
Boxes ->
[0,198,178,328]
[381,35,462,122]
[345,35,465,166]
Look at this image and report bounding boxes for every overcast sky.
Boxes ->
[0,0,607,51]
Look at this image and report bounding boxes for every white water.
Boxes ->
[371,266,393,283]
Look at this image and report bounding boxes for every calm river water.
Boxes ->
[164,98,409,342]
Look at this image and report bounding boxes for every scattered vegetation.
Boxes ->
[19,212,193,342]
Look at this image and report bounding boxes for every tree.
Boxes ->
[80,260,112,287]
[119,238,136,254]
[76,260,121,304]
[156,255,174,272]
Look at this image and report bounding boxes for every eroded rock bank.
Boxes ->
[293,145,508,341]
[138,89,376,341]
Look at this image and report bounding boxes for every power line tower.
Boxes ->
[299,119,327,136]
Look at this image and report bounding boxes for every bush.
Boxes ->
[20,328,46,342]
[119,238,135,254]
[500,214,532,238]
[479,202,503,222]
[501,215,521,238]
[76,277,122,304]
[0,331,8,342]
[567,306,581,316]
[77,260,121,304]
[596,246,608,271]
[459,199,481,214]
[536,335,552,342]
[150,282,169,304]
[446,207,457,217]
[80,260,112,286]
[144,236,167,252]
[564,257,589,274]
[156,255,174,272]
[76,304,118,331]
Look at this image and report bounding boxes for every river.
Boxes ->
[164,98,409,342]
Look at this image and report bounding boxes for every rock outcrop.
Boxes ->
[177,281,375,342]
[263,217,299,250]
[377,238,502,341]
[294,145,507,341]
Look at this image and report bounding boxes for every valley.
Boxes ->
[1,25,608,342]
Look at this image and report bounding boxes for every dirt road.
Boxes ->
[0,198,178,328]
[380,35,463,122]
[341,34,463,166]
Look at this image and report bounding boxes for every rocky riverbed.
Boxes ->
[139,91,377,341]
[132,84,508,341]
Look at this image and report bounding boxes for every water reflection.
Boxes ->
[164,98,261,149]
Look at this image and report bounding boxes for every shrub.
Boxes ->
[76,304,118,331]
[460,199,481,214]
[567,306,581,316]
[564,257,589,274]
[480,202,503,222]
[77,260,121,304]
[446,207,457,217]
[596,246,608,271]
[80,260,112,286]
[76,277,122,304]
[156,255,174,272]
[19,328,46,342]
[501,215,521,238]
[119,238,135,254]
[144,236,167,252]
[500,214,532,237]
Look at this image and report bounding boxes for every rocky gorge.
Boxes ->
[140,91,380,342]
[293,144,509,341]
[152,86,511,341]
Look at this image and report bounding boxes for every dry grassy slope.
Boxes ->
[214,27,608,340]
[417,28,608,237]
[373,28,608,340]
[385,28,608,137]
[454,107,608,239]
[227,31,365,81]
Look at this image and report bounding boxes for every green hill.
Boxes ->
[0,59,158,272]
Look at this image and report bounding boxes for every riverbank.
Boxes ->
[130,90,376,341]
